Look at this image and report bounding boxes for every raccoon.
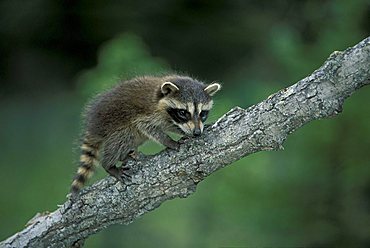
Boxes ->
[71,75,221,194]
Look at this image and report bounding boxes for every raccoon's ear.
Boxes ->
[161,82,179,96]
[204,83,221,96]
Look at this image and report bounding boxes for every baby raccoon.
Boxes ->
[71,75,221,195]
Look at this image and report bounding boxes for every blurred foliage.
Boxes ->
[77,33,170,96]
[0,0,370,247]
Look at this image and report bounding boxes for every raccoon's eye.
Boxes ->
[200,110,209,122]
[176,109,189,121]
[167,108,190,123]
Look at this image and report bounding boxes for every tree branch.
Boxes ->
[1,37,370,248]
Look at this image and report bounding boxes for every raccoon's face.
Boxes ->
[159,77,221,137]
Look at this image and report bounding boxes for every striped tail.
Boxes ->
[71,140,99,195]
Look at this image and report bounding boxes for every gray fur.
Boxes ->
[163,75,212,104]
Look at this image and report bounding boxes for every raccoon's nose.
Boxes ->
[193,128,201,137]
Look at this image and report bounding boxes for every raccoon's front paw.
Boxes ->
[167,140,181,151]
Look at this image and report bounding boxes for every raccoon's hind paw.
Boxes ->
[108,165,132,183]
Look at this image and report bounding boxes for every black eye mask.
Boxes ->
[167,108,191,123]
[199,110,209,122]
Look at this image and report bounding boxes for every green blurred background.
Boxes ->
[1,0,370,247]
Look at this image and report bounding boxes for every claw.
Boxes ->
[108,166,131,182]
[119,166,132,181]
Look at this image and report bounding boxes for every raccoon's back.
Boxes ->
[83,77,161,138]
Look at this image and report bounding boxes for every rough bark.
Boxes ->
[1,37,370,248]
